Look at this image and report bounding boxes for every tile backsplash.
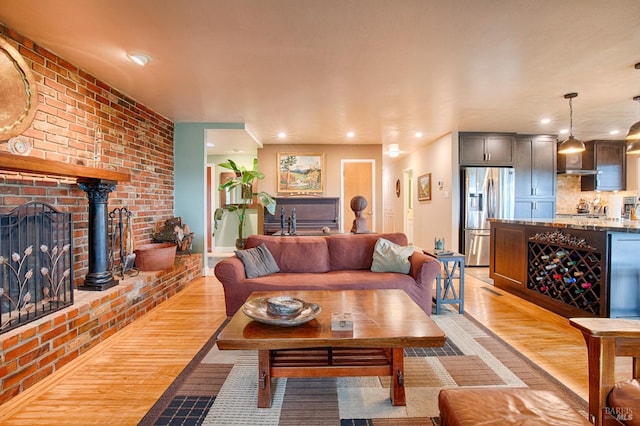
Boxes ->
[556,175,637,215]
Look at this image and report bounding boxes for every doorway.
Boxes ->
[341,160,375,232]
[204,164,217,276]
[206,165,214,254]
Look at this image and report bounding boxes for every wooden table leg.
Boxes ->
[257,350,272,408]
[583,333,616,426]
[390,347,406,406]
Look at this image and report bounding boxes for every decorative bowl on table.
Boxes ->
[242,296,321,327]
[266,296,304,317]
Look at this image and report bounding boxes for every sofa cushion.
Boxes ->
[438,388,591,426]
[608,379,640,426]
[239,270,417,292]
[371,237,413,274]
[328,233,409,270]
[245,235,330,273]
[234,243,280,278]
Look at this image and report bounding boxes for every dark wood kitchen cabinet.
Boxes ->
[581,140,626,191]
[490,219,640,319]
[514,135,556,219]
[459,132,515,166]
[489,221,526,289]
[514,199,555,219]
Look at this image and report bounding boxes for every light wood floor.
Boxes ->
[0,270,624,425]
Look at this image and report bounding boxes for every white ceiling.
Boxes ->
[1,0,640,156]
[205,127,262,156]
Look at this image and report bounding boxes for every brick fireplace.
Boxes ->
[0,25,197,405]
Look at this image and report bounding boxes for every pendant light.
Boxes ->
[558,92,585,154]
[626,96,640,154]
[627,62,640,154]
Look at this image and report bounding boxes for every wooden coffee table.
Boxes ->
[216,289,446,408]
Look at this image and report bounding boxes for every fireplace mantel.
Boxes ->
[0,151,130,182]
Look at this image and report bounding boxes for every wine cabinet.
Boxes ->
[527,238,602,316]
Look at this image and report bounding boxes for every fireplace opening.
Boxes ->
[1,202,74,334]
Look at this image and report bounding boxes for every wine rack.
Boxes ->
[527,239,601,316]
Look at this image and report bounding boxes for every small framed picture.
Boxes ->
[277,153,325,193]
[417,173,431,201]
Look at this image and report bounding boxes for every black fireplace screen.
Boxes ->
[1,202,74,334]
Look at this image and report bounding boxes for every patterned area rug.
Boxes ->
[139,307,587,425]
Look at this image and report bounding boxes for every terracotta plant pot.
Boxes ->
[235,238,247,250]
[134,243,177,271]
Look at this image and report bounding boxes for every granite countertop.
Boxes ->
[555,213,606,218]
[490,217,640,233]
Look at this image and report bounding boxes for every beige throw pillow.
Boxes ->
[371,237,413,274]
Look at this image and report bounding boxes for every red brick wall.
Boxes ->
[0,24,197,407]
[0,25,175,286]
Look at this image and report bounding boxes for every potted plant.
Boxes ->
[217,159,276,249]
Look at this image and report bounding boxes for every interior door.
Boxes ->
[342,160,374,232]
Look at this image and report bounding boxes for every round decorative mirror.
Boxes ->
[0,36,39,141]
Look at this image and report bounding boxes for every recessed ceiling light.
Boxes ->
[127,52,150,66]
[207,142,215,147]
[540,118,551,124]
[346,131,355,138]
[278,132,287,139]
[609,130,620,135]
[415,131,423,138]
[388,143,400,157]
[559,129,569,135]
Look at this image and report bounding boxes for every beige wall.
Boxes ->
[257,138,460,249]
[383,133,459,251]
[258,144,383,231]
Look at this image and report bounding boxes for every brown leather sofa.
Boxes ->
[214,232,440,316]
[438,318,640,425]
[438,387,590,425]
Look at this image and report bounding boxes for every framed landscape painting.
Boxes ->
[278,153,325,193]
[417,173,431,201]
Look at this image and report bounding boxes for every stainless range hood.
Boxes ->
[557,152,599,175]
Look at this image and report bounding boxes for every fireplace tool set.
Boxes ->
[109,207,138,279]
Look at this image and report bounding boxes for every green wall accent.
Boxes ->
[174,122,247,270]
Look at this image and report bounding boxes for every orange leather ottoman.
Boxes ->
[438,387,590,425]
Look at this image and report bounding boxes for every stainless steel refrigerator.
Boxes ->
[462,167,515,266]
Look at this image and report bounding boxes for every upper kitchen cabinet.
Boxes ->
[459,132,515,166]
[515,135,556,198]
[581,140,626,191]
